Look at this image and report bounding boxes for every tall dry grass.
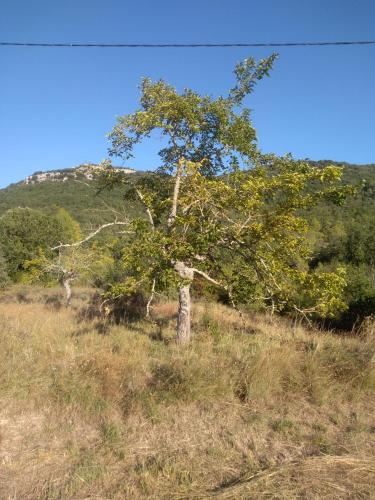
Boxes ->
[0,286,374,498]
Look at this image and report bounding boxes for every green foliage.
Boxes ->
[0,207,81,281]
[0,208,61,279]
[0,175,141,226]
[0,248,10,289]
[108,56,277,175]
[230,55,278,104]
[102,57,351,322]
[294,267,347,318]
[304,162,375,327]
[24,243,115,291]
[22,250,55,285]
[55,208,82,243]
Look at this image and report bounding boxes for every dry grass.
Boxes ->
[0,286,375,499]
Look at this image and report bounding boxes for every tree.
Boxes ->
[0,207,82,281]
[25,222,122,305]
[25,247,96,305]
[98,56,351,343]
[54,208,82,244]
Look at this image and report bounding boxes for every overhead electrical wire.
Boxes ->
[1,40,375,48]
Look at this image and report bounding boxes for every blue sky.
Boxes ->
[0,0,374,188]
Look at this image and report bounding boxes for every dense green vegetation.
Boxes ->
[306,161,375,328]
[0,172,142,226]
[0,247,10,288]
[0,207,81,279]
[1,162,375,330]
[1,162,374,330]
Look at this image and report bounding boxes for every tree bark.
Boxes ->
[174,261,194,344]
[62,277,73,307]
[176,283,191,344]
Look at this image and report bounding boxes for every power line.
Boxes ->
[1,40,375,48]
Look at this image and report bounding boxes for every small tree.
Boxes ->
[98,55,352,343]
[25,223,120,306]
[24,247,89,305]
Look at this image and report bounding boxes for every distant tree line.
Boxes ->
[1,166,375,332]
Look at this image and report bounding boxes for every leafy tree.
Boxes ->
[99,56,351,343]
[0,207,81,280]
[24,220,117,305]
[24,245,108,305]
[55,208,82,243]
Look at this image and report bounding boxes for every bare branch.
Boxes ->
[87,199,130,219]
[135,189,155,229]
[192,267,222,288]
[146,278,156,318]
[258,257,282,291]
[192,266,243,319]
[293,305,314,327]
[51,221,130,250]
[167,157,184,227]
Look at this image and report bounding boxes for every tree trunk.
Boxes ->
[62,277,73,307]
[176,283,191,344]
[174,260,194,345]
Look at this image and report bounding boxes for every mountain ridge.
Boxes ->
[0,163,141,226]
[1,160,374,227]
[21,163,136,186]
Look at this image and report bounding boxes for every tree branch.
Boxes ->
[192,267,222,288]
[135,189,154,229]
[51,221,130,250]
[192,266,242,318]
[146,278,156,318]
[167,157,184,227]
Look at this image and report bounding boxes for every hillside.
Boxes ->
[0,164,143,226]
[1,160,375,329]
[1,161,375,225]
[23,163,135,185]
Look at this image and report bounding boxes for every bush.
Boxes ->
[0,249,10,289]
[80,291,148,323]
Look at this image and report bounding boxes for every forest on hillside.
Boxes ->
[1,158,375,332]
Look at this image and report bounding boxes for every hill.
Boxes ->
[0,164,142,226]
[1,160,375,225]
[1,160,375,329]
[23,163,136,186]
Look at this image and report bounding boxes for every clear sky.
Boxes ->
[1,0,374,188]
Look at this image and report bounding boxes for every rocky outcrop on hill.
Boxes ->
[24,163,135,185]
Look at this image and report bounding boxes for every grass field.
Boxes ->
[0,286,375,499]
